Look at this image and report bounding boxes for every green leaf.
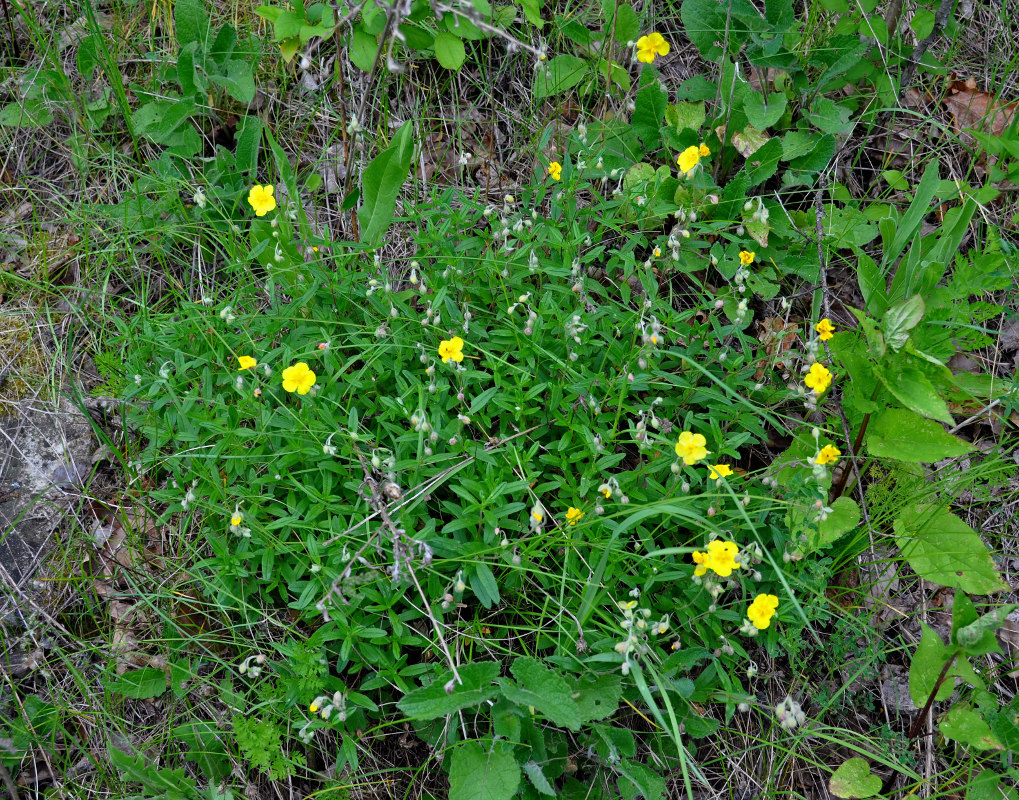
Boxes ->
[806,97,854,134]
[523,761,556,796]
[210,59,256,104]
[664,101,705,134]
[744,137,783,186]
[398,662,501,718]
[449,740,520,800]
[876,362,952,424]
[954,604,1014,655]
[815,496,860,548]
[470,562,500,608]
[882,294,924,351]
[830,758,882,799]
[743,91,787,129]
[618,760,666,800]
[174,0,210,49]
[533,55,588,99]
[787,132,835,171]
[610,5,640,44]
[967,770,1019,800]
[349,26,379,71]
[358,121,415,248]
[109,667,167,699]
[109,747,198,800]
[941,706,1003,750]
[499,656,583,730]
[681,0,729,59]
[894,504,1008,595]
[570,673,623,723]
[909,623,955,707]
[517,0,545,27]
[0,100,53,128]
[433,31,466,69]
[235,115,262,174]
[632,67,667,149]
[865,408,973,462]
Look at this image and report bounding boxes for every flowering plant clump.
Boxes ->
[634,32,670,63]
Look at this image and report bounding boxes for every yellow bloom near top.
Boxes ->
[692,539,740,577]
[635,32,670,63]
[248,184,277,217]
[282,362,316,395]
[815,318,835,342]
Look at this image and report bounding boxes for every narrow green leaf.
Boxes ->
[357,121,415,247]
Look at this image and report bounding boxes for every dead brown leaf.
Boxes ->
[754,317,801,380]
[944,76,1018,140]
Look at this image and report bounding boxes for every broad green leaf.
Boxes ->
[681,0,729,59]
[108,667,167,699]
[499,656,582,730]
[744,91,787,129]
[894,504,1008,595]
[569,673,623,723]
[349,26,379,72]
[882,294,924,351]
[0,100,53,128]
[174,0,210,48]
[941,706,1003,750]
[954,604,1014,655]
[816,496,860,548]
[210,59,256,104]
[910,8,936,37]
[632,67,667,149]
[806,97,854,134]
[533,55,588,99]
[829,758,882,799]
[235,115,262,174]
[967,770,1019,800]
[665,101,705,134]
[788,132,835,171]
[517,0,545,28]
[109,747,198,800]
[523,761,556,796]
[909,623,955,707]
[358,120,415,247]
[865,408,973,462]
[876,362,952,424]
[744,136,783,186]
[618,759,666,800]
[433,31,466,69]
[470,562,500,608]
[397,662,501,718]
[449,740,519,800]
[610,4,640,44]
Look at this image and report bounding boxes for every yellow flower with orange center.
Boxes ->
[815,445,841,465]
[692,539,740,577]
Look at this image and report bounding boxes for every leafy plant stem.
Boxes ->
[830,403,874,501]
[907,650,958,739]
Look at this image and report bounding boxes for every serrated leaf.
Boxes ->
[499,657,582,730]
[358,120,414,247]
[865,408,973,462]
[449,740,519,800]
[830,758,882,799]
[398,662,501,718]
[109,747,198,800]
[433,31,466,69]
[109,667,167,699]
[744,91,787,129]
[941,706,1003,750]
[894,504,1008,595]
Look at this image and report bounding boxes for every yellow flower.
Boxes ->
[698,142,710,157]
[816,318,835,342]
[309,701,319,713]
[677,146,701,174]
[653,247,662,258]
[739,250,755,265]
[675,430,709,465]
[566,507,584,526]
[692,539,740,577]
[438,336,465,364]
[600,486,611,499]
[237,355,258,370]
[747,593,779,630]
[635,32,670,63]
[815,445,841,465]
[804,363,832,395]
[531,508,544,524]
[548,161,563,181]
[708,464,733,481]
[230,512,243,527]
[247,184,276,217]
[282,362,316,395]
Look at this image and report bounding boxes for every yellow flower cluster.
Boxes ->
[747,593,779,629]
[565,507,584,526]
[677,143,710,175]
[675,430,709,465]
[548,161,562,181]
[692,539,739,577]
